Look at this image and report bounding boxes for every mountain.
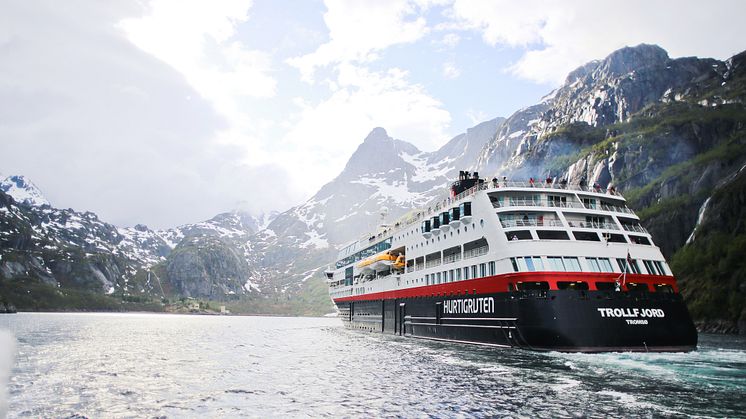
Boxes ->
[480,45,746,332]
[2,44,745,331]
[0,175,49,207]
[0,188,271,309]
[243,118,504,312]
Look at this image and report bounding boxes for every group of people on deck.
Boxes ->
[489,174,618,194]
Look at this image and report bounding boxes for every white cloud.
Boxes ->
[286,0,431,82]
[440,33,461,48]
[449,0,746,85]
[278,64,451,192]
[0,1,296,228]
[442,61,461,79]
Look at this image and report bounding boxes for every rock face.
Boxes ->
[476,44,728,178]
[165,236,250,299]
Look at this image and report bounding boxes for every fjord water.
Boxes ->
[1,314,745,418]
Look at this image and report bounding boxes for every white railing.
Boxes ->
[500,219,564,228]
[567,221,620,230]
[425,259,442,268]
[443,253,461,264]
[463,246,489,259]
[596,204,635,214]
[486,180,623,196]
[622,224,649,234]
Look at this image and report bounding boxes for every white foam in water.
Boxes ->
[0,330,15,418]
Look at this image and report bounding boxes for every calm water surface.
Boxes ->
[1,313,745,418]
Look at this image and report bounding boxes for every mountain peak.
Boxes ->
[601,43,669,75]
[363,127,390,143]
[0,175,50,207]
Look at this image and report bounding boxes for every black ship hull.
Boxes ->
[335,289,697,352]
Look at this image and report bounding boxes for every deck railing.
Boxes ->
[463,246,489,259]
[500,219,564,228]
[622,224,649,234]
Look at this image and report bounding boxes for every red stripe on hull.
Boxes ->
[333,271,678,303]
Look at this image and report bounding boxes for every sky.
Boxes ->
[1,0,745,229]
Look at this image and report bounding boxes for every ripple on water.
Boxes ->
[1,313,745,417]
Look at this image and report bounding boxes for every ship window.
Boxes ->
[449,270,454,282]
[595,282,616,291]
[654,261,667,275]
[516,257,528,272]
[603,233,627,243]
[617,258,641,274]
[463,267,470,280]
[517,281,549,290]
[471,265,478,278]
[629,235,651,245]
[505,230,532,240]
[455,268,462,281]
[437,272,442,283]
[587,257,601,272]
[547,256,565,271]
[573,231,600,241]
[488,261,496,276]
[425,274,430,285]
[643,260,656,275]
[524,257,536,271]
[537,230,570,240]
[655,284,674,294]
[564,257,581,271]
[626,282,649,292]
[557,281,589,290]
[479,263,486,277]
[510,257,519,272]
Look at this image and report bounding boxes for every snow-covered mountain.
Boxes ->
[245,118,504,296]
[0,175,50,207]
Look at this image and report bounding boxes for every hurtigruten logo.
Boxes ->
[443,297,495,314]
[597,308,665,325]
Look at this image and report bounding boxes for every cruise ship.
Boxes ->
[326,171,698,352]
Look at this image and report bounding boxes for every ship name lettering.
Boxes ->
[596,308,665,318]
[443,297,495,315]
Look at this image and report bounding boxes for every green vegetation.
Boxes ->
[0,278,165,312]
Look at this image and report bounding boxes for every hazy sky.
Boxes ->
[1,0,744,228]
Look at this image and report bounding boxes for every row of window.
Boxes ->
[514,281,674,293]
[510,256,669,275]
[421,262,497,286]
